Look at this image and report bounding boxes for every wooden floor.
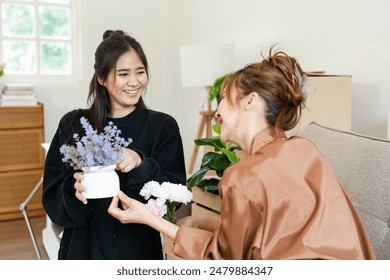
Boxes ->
[0,216,49,260]
[0,205,191,260]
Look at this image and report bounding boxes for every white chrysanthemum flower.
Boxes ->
[139,181,193,223]
[162,182,193,204]
[140,180,162,200]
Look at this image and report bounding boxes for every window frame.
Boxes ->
[0,0,81,85]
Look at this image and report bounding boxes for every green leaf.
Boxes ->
[221,148,241,164]
[201,178,220,192]
[194,177,220,193]
[216,169,224,177]
[187,166,209,187]
[209,75,227,103]
[212,123,221,135]
[201,152,231,170]
[231,145,242,152]
[194,137,225,150]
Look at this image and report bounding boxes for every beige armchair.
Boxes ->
[302,122,390,259]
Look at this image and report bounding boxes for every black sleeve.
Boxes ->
[42,111,93,227]
[124,115,187,198]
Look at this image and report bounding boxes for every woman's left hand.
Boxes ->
[73,172,87,204]
[116,148,142,173]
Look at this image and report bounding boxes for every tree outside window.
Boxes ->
[0,0,73,76]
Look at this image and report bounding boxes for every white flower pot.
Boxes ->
[81,164,119,199]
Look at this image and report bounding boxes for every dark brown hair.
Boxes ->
[222,45,306,131]
[85,30,149,132]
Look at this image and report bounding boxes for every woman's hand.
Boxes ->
[108,191,180,241]
[108,191,152,224]
[73,172,87,205]
[116,148,142,173]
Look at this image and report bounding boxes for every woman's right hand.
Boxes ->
[109,191,180,241]
[108,191,152,224]
[73,172,88,205]
[115,148,142,174]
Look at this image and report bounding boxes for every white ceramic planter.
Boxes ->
[81,164,120,199]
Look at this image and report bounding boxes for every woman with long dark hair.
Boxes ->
[43,30,186,259]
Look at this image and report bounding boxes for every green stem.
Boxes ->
[164,202,177,224]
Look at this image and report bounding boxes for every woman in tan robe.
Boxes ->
[108,46,376,260]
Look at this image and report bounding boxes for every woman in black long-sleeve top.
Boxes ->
[42,30,186,260]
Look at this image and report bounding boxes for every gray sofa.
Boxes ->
[302,122,390,260]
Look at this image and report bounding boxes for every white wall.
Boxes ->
[3,0,389,169]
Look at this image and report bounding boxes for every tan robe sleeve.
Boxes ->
[173,184,264,259]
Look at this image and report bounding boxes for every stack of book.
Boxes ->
[0,83,37,106]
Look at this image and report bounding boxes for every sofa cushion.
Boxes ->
[302,122,390,260]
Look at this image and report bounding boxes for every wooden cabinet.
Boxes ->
[0,104,45,221]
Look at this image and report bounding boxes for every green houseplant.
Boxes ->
[187,124,241,193]
[0,62,6,77]
[208,74,227,104]
[187,74,242,193]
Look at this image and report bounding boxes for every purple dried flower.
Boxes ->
[60,117,133,170]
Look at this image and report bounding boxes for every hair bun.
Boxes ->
[102,30,125,40]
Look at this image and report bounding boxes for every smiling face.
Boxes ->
[215,82,270,154]
[215,86,244,144]
[102,50,148,117]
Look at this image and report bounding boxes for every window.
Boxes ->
[0,0,78,80]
